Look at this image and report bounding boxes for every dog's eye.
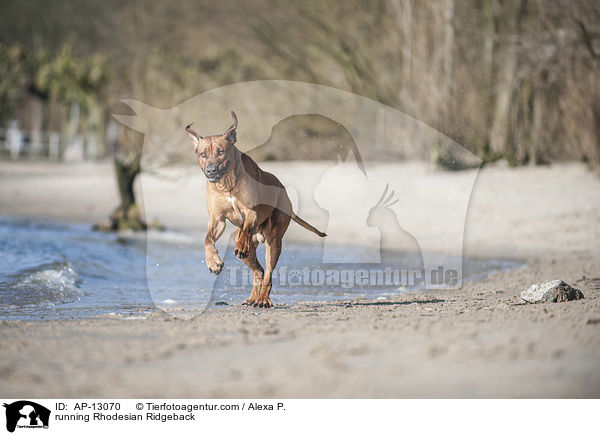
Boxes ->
[217,149,225,156]
[200,152,207,158]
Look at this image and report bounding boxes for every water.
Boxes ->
[0,217,152,320]
[0,216,525,320]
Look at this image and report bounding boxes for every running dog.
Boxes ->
[186,111,326,307]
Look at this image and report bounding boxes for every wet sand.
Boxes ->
[0,160,599,397]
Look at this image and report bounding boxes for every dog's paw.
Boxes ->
[234,242,250,259]
[234,231,252,259]
[206,257,224,275]
[254,297,273,308]
[242,297,256,306]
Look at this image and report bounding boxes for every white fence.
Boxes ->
[0,122,112,161]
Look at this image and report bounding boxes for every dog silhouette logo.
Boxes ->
[113,80,481,313]
[3,401,50,432]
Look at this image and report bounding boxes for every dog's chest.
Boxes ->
[224,195,245,226]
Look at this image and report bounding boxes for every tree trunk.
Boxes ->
[489,0,526,156]
[29,96,44,155]
[109,155,146,231]
[94,152,146,232]
[442,0,454,128]
[63,101,84,161]
[529,87,543,166]
[115,158,138,211]
[489,42,516,155]
[482,0,496,86]
[389,0,413,106]
[592,90,600,167]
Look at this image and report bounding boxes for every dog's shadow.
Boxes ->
[336,298,444,307]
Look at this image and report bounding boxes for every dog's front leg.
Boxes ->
[205,215,226,274]
[234,210,257,259]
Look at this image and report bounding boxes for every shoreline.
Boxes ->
[0,213,528,322]
[1,262,598,398]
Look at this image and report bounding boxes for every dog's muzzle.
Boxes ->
[204,161,230,183]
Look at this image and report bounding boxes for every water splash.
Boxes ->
[1,263,82,308]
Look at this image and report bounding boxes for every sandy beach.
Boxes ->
[0,160,599,397]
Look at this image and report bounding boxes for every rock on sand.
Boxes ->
[521,280,584,303]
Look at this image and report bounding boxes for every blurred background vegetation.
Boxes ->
[0,0,598,226]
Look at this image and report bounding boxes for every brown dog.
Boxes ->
[186,111,326,308]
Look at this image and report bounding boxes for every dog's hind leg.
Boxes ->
[241,239,264,306]
[255,208,290,308]
[255,236,281,308]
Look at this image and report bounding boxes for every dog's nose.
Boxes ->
[206,164,219,177]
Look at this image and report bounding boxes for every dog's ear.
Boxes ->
[185,123,202,153]
[224,110,238,144]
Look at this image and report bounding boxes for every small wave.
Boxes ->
[0,264,83,308]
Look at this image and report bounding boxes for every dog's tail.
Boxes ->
[291,213,327,237]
